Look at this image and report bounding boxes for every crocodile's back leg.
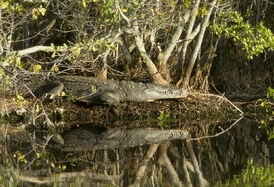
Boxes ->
[14,77,63,99]
[45,82,64,99]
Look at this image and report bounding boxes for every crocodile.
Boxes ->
[11,74,188,105]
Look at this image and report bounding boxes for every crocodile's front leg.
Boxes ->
[100,90,122,106]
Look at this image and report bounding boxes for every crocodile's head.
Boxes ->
[143,86,188,101]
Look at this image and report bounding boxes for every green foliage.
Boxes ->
[1,51,22,69]
[31,5,46,19]
[266,87,274,100]
[0,51,22,89]
[0,49,41,78]
[258,87,274,140]
[97,0,119,25]
[67,93,77,102]
[0,0,23,13]
[181,0,192,9]
[215,159,274,187]
[158,111,171,129]
[88,38,117,52]
[210,11,274,59]
[198,2,209,17]
[0,154,17,186]
[30,64,42,73]
[13,94,27,108]
[69,43,82,60]
[0,76,11,92]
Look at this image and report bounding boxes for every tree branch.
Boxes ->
[17,46,55,56]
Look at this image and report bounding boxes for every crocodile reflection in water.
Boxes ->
[0,128,188,151]
[51,127,189,151]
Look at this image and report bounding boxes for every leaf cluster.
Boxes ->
[215,159,274,187]
[210,11,274,59]
[258,87,274,140]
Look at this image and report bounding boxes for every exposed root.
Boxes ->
[191,92,244,114]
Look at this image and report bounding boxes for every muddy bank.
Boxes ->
[1,93,241,129]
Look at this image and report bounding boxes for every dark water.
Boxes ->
[1,117,274,187]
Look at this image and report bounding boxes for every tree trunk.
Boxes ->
[176,0,201,84]
[132,20,169,85]
[157,2,190,83]
[182,0,218,88]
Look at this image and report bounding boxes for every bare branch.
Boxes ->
[116,6,130,26]
[17,46,55,56]
[187,116,243,142]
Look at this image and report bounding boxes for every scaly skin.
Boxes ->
[59,76,188,105]
[11,75,188,105]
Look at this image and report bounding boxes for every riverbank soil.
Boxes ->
[1,93,240,130]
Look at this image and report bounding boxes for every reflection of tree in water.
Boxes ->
[190,118,274,186]
[2,117,274,186]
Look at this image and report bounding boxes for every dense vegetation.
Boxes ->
[1,1,274,186]
[1,0,274,97]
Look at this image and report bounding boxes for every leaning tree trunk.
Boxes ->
[133,27,169,85]
[176,0,201,86]
[157,1,190,84]
[117,6,169,85]
[182,0,218,88]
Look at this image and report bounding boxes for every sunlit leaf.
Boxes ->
[52,52,56,58]
[82,0,86,8]
[63,43,68,49]
[50,94,55,99]
[36,105,41,112]
[132,0,138,5]
[51,65,59,72]
[33,64,42,73]
[0,2,9,9]
[141,13,145,19]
